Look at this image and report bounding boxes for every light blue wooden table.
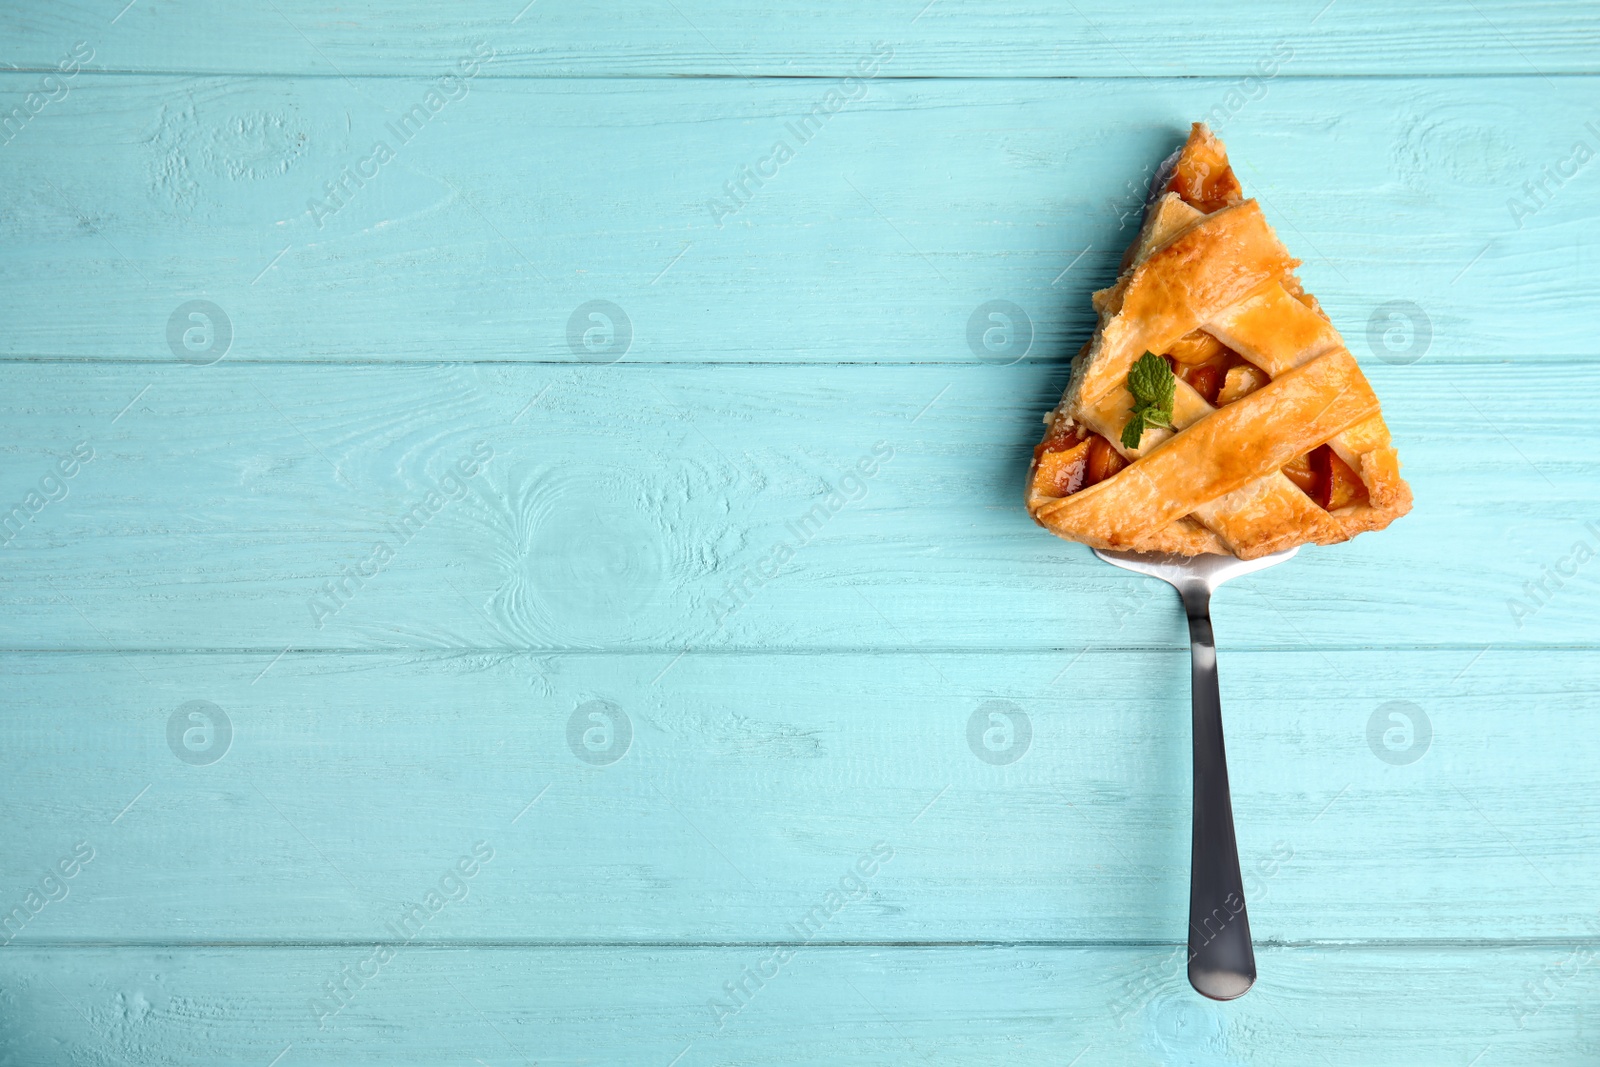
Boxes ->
[2,2,1598,1063]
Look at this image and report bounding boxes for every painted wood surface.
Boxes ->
[1,77,1596,362]
[0,362,1593,650]
[4,0,1600,76]
[1,648,1594,943]
[2,2,1598,1064]
[3,945,1597,1066]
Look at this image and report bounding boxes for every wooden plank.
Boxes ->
[3,6,1594,1066]
[3,1,1598,76]
[3,943,1597,1065]
[0,361,1593,652]
[1,76,1596,362]
[2,648,1594,942]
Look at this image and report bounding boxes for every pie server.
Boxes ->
[1093,545,1298,1000]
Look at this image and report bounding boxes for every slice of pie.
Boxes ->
[1026,123,1412,559]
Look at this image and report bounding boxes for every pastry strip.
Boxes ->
[1037,350,1379,548]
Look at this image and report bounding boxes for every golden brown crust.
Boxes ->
[1025,123,1412,558]
[1037,350,1380,545]
[1073,200,1300,409]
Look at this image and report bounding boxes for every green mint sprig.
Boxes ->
[1120,351,1175,450]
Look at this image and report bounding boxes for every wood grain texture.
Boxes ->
[3,0,1599,76]
[0,362,1594,651]
[3,2,1598,1062]
[0,77,1596,361]
[3,944,1597,1066]
[1,649,1594,943]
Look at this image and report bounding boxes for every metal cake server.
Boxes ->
[1094,545,1298,1000]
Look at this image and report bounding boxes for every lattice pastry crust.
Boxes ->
[1026,124,1412,560]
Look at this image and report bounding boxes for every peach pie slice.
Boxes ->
[1026,123,1411,559]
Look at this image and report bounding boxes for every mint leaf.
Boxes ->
[1122,352,1175,449]
[1120,410,1146,450]
[1128,351,1175,409]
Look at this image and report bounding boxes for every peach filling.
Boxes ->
[1281,446,1368,511]
[1161,332,1266,409]
[1032,429,1125,498]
